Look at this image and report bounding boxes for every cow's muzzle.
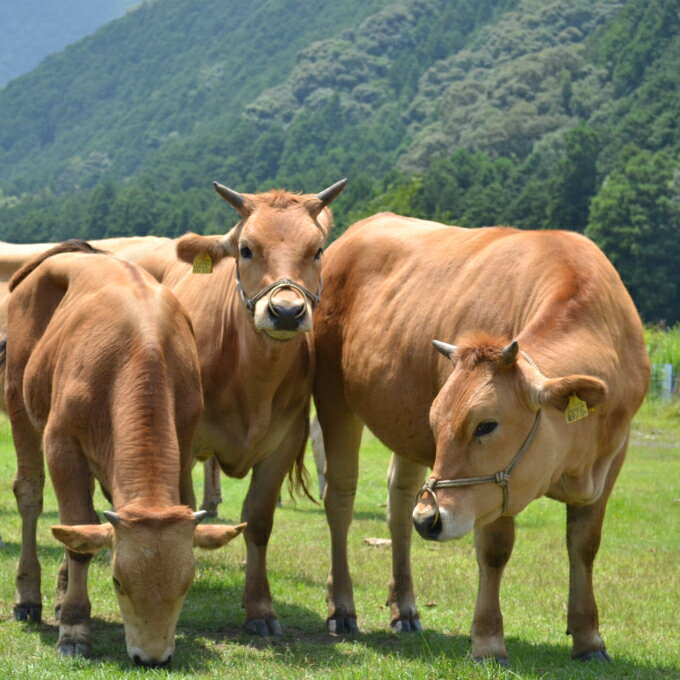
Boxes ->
[412,504,443,540]
[133,653,172,668]
[268,291,307,331]
[235,265,321,317]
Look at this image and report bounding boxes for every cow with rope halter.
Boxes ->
[313,213,649,664]
[136,179,347,635]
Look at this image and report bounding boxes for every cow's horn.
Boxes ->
[316,178,348,206]
[103,510,121,527]
[193,510,209,526]
[213,182,248,214]
[502,340,519,365]
[432,339,457,359]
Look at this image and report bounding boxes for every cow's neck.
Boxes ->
[227,288,308,383]
[109,443,182,510]
[199,298,310,461]
[107,370,184,510]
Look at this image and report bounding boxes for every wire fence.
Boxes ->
[648,363,679,400]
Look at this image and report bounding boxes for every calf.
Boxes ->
[6,241,244,665]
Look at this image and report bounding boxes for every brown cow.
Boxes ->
[313,214,649,663]
[6,241,245,665]
[0,236,222,517]
[0,237,171,408]
[135,179,347,635]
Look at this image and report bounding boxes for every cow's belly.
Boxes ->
[343,359,436,467]
[192,405,304,479]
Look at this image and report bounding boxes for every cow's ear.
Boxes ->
[313,207,334,238]
[537,375,608,412]
[176,233,232,266]
[52,524,113,554]
[193,522,246,550]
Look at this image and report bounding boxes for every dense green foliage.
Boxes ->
[0,0,139,86]
[1,0,679,321]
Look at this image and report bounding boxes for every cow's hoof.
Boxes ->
[473,655,510,668]
[575,649,611,663]
[244,618,283,636]
[327,616,359,634]
[57,641,91,657]
[13,603,42,624]
[391,617,423,633]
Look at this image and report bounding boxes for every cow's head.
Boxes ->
[412,335,607,541]
[52,506,245,666]
[177,179,347,341]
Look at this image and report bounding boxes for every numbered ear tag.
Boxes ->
[565,394,588,424]
[192,253,213,274]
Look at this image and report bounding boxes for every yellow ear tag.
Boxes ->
[565,394,589,424]
[192,253,213,274]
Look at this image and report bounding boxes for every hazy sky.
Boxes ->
[0,0,141,86]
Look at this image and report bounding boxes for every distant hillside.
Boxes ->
[0,0,140,86]
[0,0,679,322]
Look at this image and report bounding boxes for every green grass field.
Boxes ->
[0,402,678,680]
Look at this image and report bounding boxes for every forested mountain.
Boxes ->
[0,0,679,323]
[0,0,140,86]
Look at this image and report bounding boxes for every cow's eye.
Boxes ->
[314,247,323,260]
[474,421,497,437]
[239,245,253,259]
[112,577,122,591]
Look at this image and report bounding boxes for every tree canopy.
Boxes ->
[1,0,679,322]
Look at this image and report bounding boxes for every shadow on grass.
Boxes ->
[162,580,676,678]
[254,630,676,678]
[9,577,674,678]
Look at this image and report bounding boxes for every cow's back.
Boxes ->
[9,253,200,444]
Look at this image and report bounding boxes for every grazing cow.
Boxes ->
[6,241,245,665]
[136,179,347,635]
[313,213,649,662]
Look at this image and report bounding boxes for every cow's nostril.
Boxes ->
[268,300,306,329]
[413,508,442,540]
[133,654,143,666]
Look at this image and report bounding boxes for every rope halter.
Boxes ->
[417,407,542,518]
[235,263,321,316]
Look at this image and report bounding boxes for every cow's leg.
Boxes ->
[200,457,222,517]
[566,445,626,662]
[54,552,68,619]
[44,426,98,657]
[315,396,363,634]
[10,401,45,624]
[309,415,327,498]
[239,424,307,636]
[387,453,427,632]
[471,515,515,665]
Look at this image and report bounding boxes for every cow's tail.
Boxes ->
[9,239,108,292]
[286,403,318,504]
